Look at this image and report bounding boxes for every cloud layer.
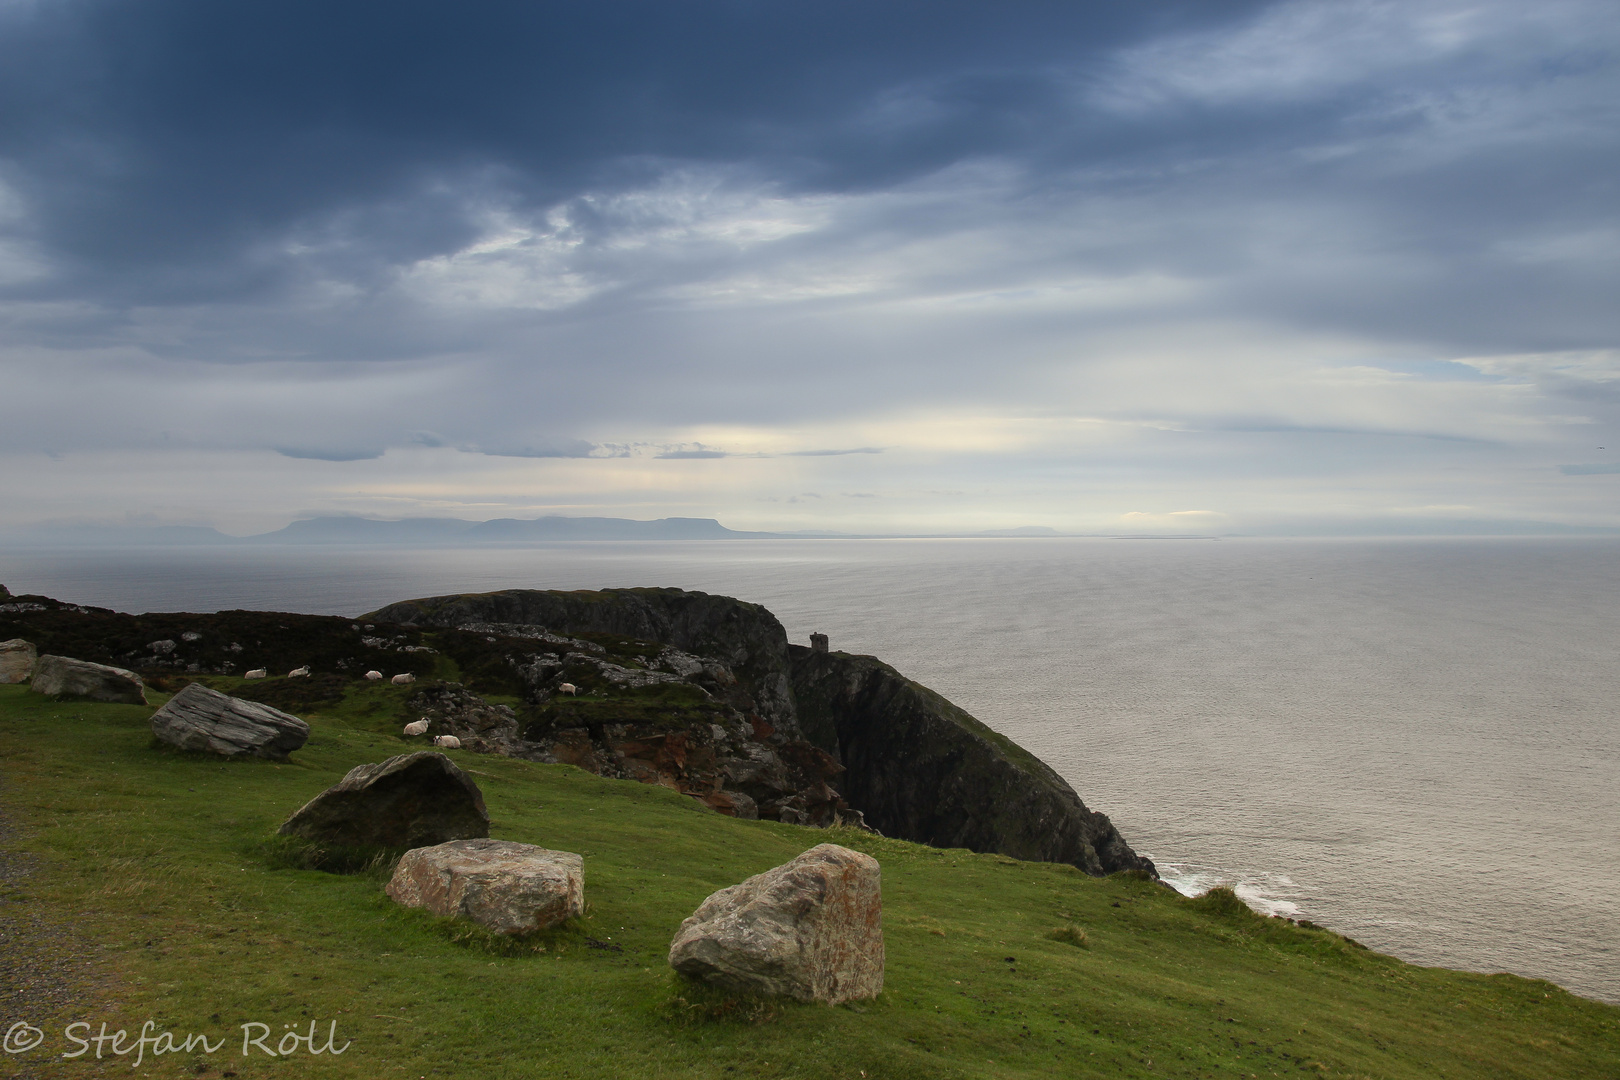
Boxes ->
[1,0,1617,533]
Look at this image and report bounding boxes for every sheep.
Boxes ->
[403,719,430,736]
[288,665,311,678]
[433,735,461,749]
[391,673,416,685]
[364,670,383,681]
[558,682,578,695]
[244,669,268,680]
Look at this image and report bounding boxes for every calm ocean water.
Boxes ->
[3,536,1617,1002]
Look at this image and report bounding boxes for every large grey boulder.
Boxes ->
[668,843,883,1004]
[0,639,36,684]
[29,654,147,705]
[385,838,583,934]
[277,751,489,850]
[149,682,309,761]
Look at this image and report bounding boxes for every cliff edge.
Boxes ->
[366,587,1152,877]
[790,645,1154,876]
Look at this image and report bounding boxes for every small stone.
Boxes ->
[699,789,760,819]
[385,838,584,934]
[149,683,309,761]
[29,655,147,705]
[0,639,37,684]
[277,751,489,850]
[668,843,883,1004]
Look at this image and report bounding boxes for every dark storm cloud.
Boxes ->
[0,0,1266,301]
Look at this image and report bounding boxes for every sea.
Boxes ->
[2,536,1616,1003]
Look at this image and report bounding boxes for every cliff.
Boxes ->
[790,646,1154,876]
[367,588,801,738]
[368,587,1153,877]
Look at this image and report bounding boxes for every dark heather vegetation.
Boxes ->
[2,680,1618,1080]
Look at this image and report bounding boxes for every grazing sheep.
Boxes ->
[558,682,578,695]
[364,670,383,680]
[391,673,416,685]
[403,719,430,736]
[288,665,311,678]
[244,669,268,680]
[433,735,461,749]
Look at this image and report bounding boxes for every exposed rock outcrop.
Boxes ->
[408,682,523,755]
[366,588,804,740]
[368,588,858,827]
[367,587,1149,874]
[790,646,1154,877]
[386,839,583,934]
[669,843,883,1004]
[0,638,36,684]
[149,682,309,760]
[29,654,147,705]
[278,752,489,850]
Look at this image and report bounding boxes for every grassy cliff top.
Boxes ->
[1,681,1616,1080]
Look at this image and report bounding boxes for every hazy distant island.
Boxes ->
[4,515,1084,546]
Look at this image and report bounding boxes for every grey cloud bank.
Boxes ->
[1,0,1616,535]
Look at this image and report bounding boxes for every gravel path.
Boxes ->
[0,783,120,1078]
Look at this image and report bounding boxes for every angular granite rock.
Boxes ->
[668,843,883,1004]
[29,654,147,705]
[149,682,309,761]
[385,838,583,934]
[277,751,489,849]
[0,638,36,684]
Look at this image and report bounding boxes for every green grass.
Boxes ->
[1,683,1617,1080]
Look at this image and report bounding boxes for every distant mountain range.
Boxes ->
[3,516,1071,546]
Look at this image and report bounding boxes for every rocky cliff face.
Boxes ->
[367,588,802,739]
[790,646,1155,877]
[371,586,1154,878]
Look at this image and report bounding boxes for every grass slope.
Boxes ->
[1,682,1616,1080]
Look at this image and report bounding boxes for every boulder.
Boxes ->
[149,682,310,761]
[0,638,37,684]
[277,751,489,850]
[385,838,583,934]
[668,843,883,1004]
[29,654,148,705]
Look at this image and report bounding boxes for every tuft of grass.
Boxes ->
[664,980,784,1026]
[1048,923,1089,948]
[257,834,402,878]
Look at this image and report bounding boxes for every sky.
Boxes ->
[1,0,1617,536]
